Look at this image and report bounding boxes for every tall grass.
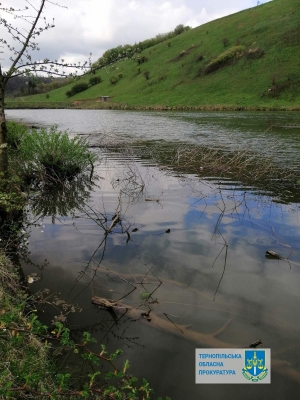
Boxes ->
[6,121,28,149]
[8,123,97,182]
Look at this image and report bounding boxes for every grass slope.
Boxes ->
[11,0,300,109]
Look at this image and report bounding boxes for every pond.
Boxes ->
[6,109,300,399]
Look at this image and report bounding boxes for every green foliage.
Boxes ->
[144,71,150,80]
[174,24,190,35]
[91,23,190,71]
[7,120,28,150]
[89,76,102,85]
[136,55,148,65]
[204,45,245,74]
[66,82,89,97]
[0,173,26,213]
[110,76,119,85]
[18,126,96,180]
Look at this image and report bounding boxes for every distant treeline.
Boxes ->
[92,24,191,70]
[6,76,73,98]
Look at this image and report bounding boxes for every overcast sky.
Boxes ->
[1,0,271,71]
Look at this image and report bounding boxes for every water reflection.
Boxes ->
[29,174,96,223]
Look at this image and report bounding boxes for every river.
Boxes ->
[6,109,300,399]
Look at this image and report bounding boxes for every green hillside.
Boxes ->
[9,0,300,110]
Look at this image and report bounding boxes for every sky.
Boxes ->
[1,0,272,72]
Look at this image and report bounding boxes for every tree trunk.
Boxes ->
[0,86,8,176]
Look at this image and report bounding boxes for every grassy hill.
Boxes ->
[9,0,300,110]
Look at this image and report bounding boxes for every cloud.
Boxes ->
[1,0,272,71]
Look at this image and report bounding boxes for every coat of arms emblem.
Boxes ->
[242,350,268,382]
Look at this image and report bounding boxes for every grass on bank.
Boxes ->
[7,121,96,183]
[0,252,171,399]
[7,0,300,109]
[0,253,60,398]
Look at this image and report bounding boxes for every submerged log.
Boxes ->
[266,250,284,259]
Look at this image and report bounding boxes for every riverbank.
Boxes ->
[6,99,300,111]
[0,251,62,398]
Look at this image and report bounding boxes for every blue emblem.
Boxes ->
[242,350,268,382]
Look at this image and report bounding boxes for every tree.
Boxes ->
[0,1,91,174]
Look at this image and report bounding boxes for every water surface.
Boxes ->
[7,109,300,399]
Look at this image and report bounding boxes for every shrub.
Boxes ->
[196,54,204,62]
[136,55,148,65]
[45,93,50,99]
[89,76,102,85]
[18,126,96,180]
[117,73,123,79]
[174,24,190,35]
[110,76,118,85]
[143,71,150,80]
[66,82,89,97]
[204,45,245,74]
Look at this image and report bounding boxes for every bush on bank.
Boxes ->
[8,123,96,182]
